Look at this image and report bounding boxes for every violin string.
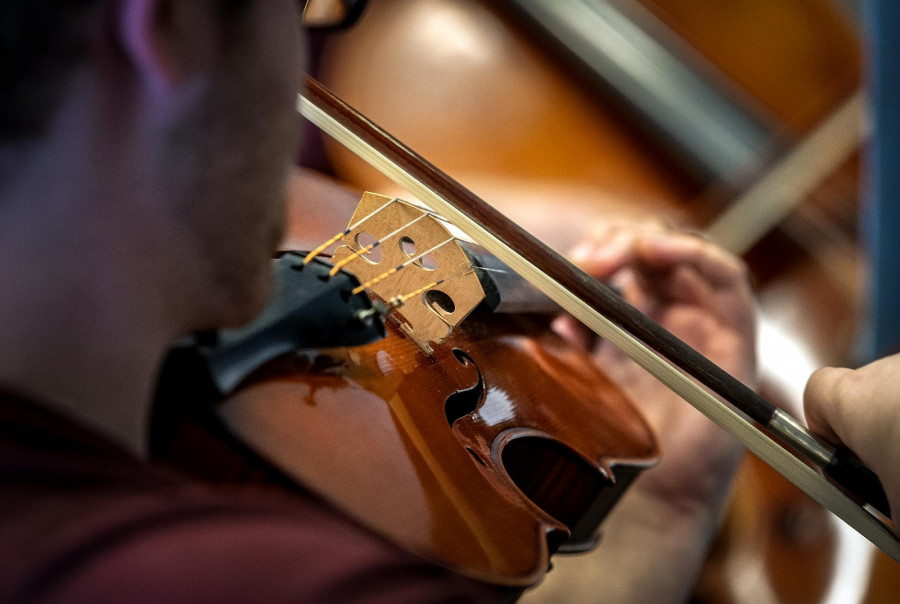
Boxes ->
[302,197,400,264]
[386,265,475,311]
[328,213,431,277]
[350,236,457,295]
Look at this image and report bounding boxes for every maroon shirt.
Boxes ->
[0,391,505,603]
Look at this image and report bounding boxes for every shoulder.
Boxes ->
[15,478,504,603]
[0,392,505,603]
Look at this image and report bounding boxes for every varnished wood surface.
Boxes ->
[640,0,860,135]
[217,310,658,585]
[318,0,698,208]
[314,0,864,367]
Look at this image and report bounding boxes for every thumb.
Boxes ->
[803,366,855,447]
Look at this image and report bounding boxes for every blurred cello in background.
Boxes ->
[303,0,896,600]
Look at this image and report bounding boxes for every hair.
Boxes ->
[0,0,253,142]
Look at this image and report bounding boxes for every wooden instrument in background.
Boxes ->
[309,0,892,600]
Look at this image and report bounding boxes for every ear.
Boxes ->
[117,0,219,94]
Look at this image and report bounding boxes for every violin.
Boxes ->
[152,76,899,593]
[313,2,873,598]
[153,198,659,586]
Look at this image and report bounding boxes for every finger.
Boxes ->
[636,234,756,334]
[649,264,756,338]
[568,224,755,350]
[609,269,650,313]
[568,221,669,278]
[570,225,750,298]
[573,236,753,343]
[632,263,714,308]
[551,314,596,351]
[568,231,635,279]
[634,232,749,291]
[803,366,854,446]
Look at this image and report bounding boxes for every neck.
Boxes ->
[0,194,181,456]
[0,249,178,458]
[0,306,173,458]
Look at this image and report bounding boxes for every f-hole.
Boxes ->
[444,349,485,426]
[501,436,610,532]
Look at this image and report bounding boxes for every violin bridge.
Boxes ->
[331,192,486,354]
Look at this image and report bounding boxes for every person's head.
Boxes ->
[1,0,306,331]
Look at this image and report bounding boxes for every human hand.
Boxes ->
[556,220,756,516]
[804,353,900,527]
[522,221,758,604]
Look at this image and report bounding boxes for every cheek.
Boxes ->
[263,1,307,94]
[262,8,306,161]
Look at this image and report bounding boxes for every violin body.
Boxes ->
[154,300,658,586]
[153,0,887,590]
